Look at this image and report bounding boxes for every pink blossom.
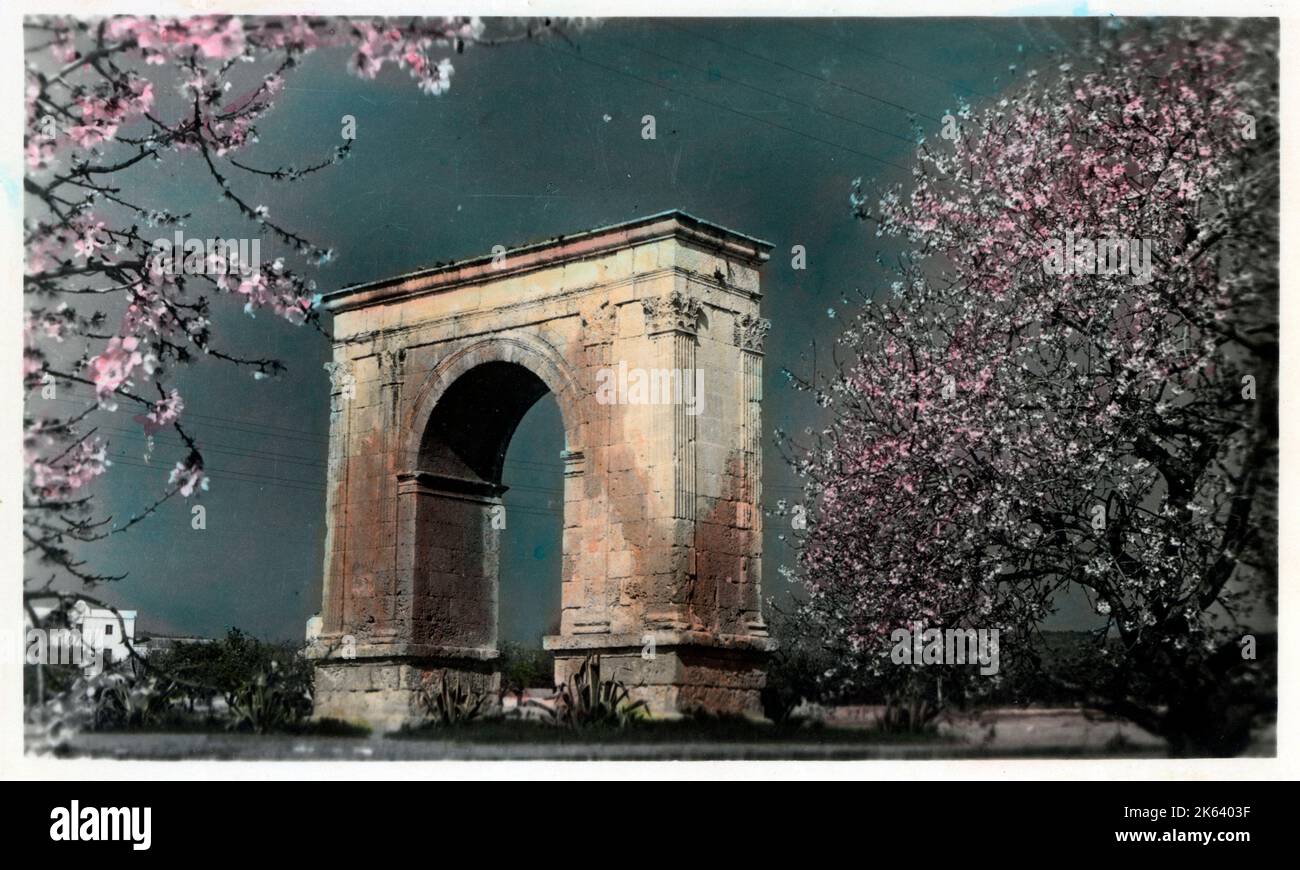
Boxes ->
[133,389,184,436]
[88,335,151,401]
[168,457,209,497]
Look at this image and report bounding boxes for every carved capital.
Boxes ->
[642,290,703,336]
[733,313,770,353]
[323,361,356,397]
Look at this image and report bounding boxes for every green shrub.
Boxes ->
[761,609,836,722]
[226,657,314,733]
[496,642,555,693]
[146,628,313,732]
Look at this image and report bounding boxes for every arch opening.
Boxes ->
[408,361,565,663]
[418,360,551,488]
[498,393,564,691]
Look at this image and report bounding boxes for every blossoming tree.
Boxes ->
[23,16,551,600]
[784,20,1277,753]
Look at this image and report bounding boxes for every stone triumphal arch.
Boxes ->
[309,211,775,730]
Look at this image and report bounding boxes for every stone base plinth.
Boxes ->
[312,655,499,733]
[311,633,775,731]
[544,632,776,719]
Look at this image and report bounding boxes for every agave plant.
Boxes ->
[226,659,313,734]
[33,671,156,740]
[552,655,648,729]
[93,674,168,730]
[418,674,489,726]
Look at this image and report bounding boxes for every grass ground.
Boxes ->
[33,707,1260,761]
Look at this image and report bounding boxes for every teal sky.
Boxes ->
[40,17,1104,642]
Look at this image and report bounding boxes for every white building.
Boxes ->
[27,599,138,666]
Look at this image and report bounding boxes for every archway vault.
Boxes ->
[309,211,777,730]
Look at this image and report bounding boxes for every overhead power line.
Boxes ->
[539,40,911,172]
[787,21,995,101]
[609,35,916,145]
[665,23,943,124]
